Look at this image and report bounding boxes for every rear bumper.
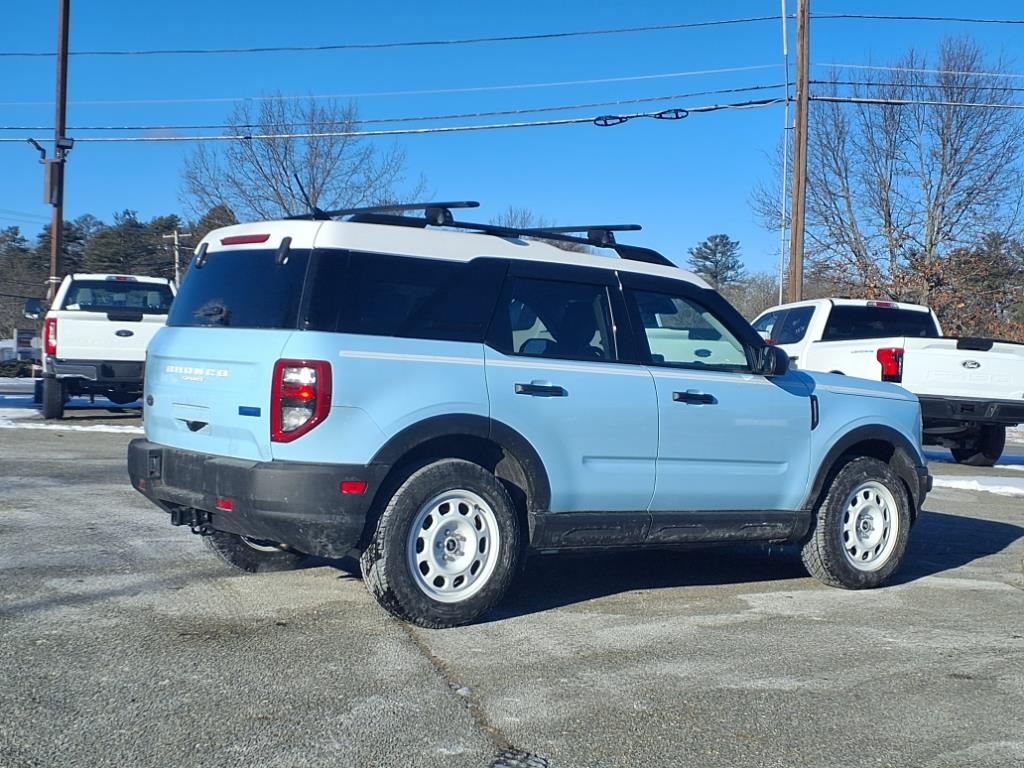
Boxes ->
[919,395,1024,427]
[128,439,388,558]
[47,356,143,385]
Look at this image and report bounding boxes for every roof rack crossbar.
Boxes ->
[286,200,479,221]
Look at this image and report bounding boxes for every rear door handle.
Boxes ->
[515,382,567,397]
[672,390,717,405]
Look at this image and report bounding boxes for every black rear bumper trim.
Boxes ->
[919,395,1024,427]
[128,439,388,558]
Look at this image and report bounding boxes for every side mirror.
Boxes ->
[23,298,45,320]
[754,345,789,377]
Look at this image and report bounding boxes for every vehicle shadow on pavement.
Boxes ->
[487,546,809,621]
[890,509,1024,584]
[483,509,1022,620]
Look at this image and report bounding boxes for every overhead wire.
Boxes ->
[0,98,787,144]
[810,95,1024,110]
[0,64,782,107]
[815,63,1024,80]
[0,16,783,58]
[0,83,786,132]
[812,13,1024,25]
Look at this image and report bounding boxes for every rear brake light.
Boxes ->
[876,347,904,383]
[867,301,896,309]
[221,234,271,246]
[271,359,332,443]
[44,317,57,356]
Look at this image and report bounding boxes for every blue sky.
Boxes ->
[1,1,1022,279]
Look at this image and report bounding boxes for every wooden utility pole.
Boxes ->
[787,0,810,302]
[162,229,192,285]
[47,0,71,304]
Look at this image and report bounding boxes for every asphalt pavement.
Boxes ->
[0,403,1021,768]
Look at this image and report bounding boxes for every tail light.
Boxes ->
[876,347,904,383]
[44,317,57,356]
[271,359,331,443]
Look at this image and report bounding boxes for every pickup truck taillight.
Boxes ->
[271,359,332,443]
[876,347,904,383]
[44,317,57,356]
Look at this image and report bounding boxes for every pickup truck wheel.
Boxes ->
[360,459,522,628]
[203,531,304,573]
[41,378,64,419]
[951,425,1005,467]
[801,456,910,589]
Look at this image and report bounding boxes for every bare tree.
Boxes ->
[489,206,591,253]
[181,97,425,221]
[754,36,1024,303]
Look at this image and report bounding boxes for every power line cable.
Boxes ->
[0,97,786,144]
[815,63,1024,80]
[0,16,783,58]
[811,95,1024,110]
[813,13,1024,25]
[0,64,781,107]
[0,83,785,132]
[812,79,1024,95]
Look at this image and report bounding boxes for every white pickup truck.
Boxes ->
[25,273,175,419]
[752,298,1024,466]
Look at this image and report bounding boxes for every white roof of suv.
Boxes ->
[202,218,712,289]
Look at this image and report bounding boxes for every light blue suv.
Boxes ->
[128,202,931,628]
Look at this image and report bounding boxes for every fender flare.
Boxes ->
[368,414,551,514]
[803,424,925,515]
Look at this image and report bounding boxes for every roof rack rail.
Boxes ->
[286,198,676,268]
[286,200,479,223]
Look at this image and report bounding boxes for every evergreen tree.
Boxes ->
[687,234,745,288]
[82,210,162,276]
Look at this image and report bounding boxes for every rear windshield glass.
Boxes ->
[822,305,939,340]
[62,280,174,315]
[167,248,310,328]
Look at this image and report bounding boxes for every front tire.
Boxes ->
[951,425,1005,467]
[360,459,522,628]
[801,456,911,589]
[203,531,304,573]
[41,378,64,419]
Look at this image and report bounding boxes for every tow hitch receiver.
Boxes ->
[169,506,213,535]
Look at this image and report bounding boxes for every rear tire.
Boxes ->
[951,425,1005,467]
[360,459,523,628]
[801,456,911,589]
[203,531,304,573]
[41,378,64,420]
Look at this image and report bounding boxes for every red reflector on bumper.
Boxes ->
[215,498,234,511]
[340,481,367,495]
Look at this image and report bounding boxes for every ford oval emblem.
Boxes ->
[694,348,712,358]
[116,329,134,338]
[961,359,980,369]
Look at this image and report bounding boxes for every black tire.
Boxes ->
[106,392,139,405]
[203,531,304,573]
[359,459,523,629]
[41,378,64,420]
[951,425,1005,467]
[800,456,911,589]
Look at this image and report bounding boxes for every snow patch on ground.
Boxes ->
[1009,425,1024,444]
[0,395,143,434]
[931,475,1024,498]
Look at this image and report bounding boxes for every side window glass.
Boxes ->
[306,251,503,342]
[775,306,814,344]
[492,278,615,362]
[630,289,749,371]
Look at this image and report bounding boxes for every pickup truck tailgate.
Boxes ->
[53,309,166,362]
[903,338,1024,399]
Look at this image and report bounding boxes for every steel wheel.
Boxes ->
[406,489,501,603]
[839,480,899,572]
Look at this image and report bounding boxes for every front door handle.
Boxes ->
[515,382,567,397]
[672,390,717,405]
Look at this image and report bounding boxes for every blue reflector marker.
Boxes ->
[238,406,261,417]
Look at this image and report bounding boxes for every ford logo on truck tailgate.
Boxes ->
[961,360,981,369]
[115,329,134,337]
